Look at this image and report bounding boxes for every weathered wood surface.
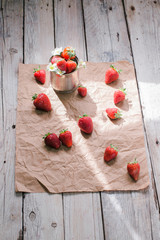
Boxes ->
[83,0,160,239]
[23,1,64,240]
[0,1,23,239]
[54,1,104,239]
[0,0,160,239]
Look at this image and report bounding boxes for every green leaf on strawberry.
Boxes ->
[110,64,122,74]
[43,132,51,139]
[110,144,119,152]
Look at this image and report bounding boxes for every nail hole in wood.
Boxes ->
[12,124,16,129]
[117,32,119,42]
[51,222,57,228]
[156,140,159,145]
[154,1,157,3]
[136,38,138,40]
[4,161,6,164]
[131,6,135,11]
[29,211,36,221]
[109,6,112,11]
[47,3,49,6]
[68,4,71,8]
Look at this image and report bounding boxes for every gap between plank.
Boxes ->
[81,0,88,61]
[52,0,56,48]
[99,193,106,240]
[22,1,25,239]
[81,0,105,238]
[121,0,160,214]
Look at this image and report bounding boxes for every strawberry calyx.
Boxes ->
[79,114,88,118]
[78,85,85,88]
[67,48,76,58]
[110,144,119,152]
[33,65,41,73]
[128,158,138,165]
[32,93,38,100]
[43,132,51,139]
[114,110,122,118]
[60,129,68,134]
[119,88,127,95]
[110,64,122,74]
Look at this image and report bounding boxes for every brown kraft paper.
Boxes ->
[15,61,149,193]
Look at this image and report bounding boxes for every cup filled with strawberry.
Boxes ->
[47,47,86,93]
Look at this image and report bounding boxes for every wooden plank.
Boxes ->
[124,0,160,200]
[0,0,23,239]
[54,0,104,239]
[23,1,64,239]
[83,0,160,239]
[123,0,160,238]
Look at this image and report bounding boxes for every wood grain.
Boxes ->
[83,0,159,239]
[124,0,160,238]
[23,1,64,239]
[54,0,104,239]
[0,0,23,239]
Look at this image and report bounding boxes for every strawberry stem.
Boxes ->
[110,65,122,74]
[32,94,38,100]
[115,110,122,119]
[33,66,40,73]
[60,129,68,133]
[43,132,51,139]
[128,158,138,164]
[110,144,119,152]
[119,88,127,95]
[79,114,88,118]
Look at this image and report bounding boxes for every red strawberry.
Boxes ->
[57,59,67,72]
[51,56,63,64]
[61,47,76,60]
[106,108,122,120]
[33,66,46,84]
[78,114,93,134]
[78,85,87,97]
[66,60,77,74]
[104,144,119,162]
[32,93,51,111]
[127,159,140,181]
[114,88,126,104]
[43,133,61,149]
[59,129,72,147]
[105,65,122,84]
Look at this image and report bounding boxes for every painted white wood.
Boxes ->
[124,0,160,200]
[124,1,160,238]
[54,0,104,239]
[83,0,160,239]
[0,0,23,239]
[23,1,64,239]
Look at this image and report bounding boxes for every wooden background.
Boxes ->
[0,0,160,239]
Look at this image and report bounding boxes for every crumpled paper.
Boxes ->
[15,61,149,193]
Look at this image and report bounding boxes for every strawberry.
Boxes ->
[127,159,140,181]
[33,66,46,84]
[78,114,93,134]
[59,129,72,147]
[61,47,76,60]
[51,56,63,64]
[78,85,87,97]
[105,65,122,84]
[32,93,51,111]
[57,59,67,72]
[104,144,119,162]
[43,133,61,149]
[106,108,122,120]
[114,88,126,104]
[66,60,77,74]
